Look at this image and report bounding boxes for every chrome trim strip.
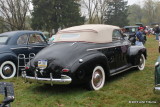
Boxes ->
[22,71,72,85]
[110,66,137,76]
[11,46,45,50]
[30,46,45,48]
[11,47,28,50]
[87,45,125,51]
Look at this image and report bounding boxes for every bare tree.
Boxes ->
[95,0,108,24]
[143,0,156,24]
[154,1,160,22]
[81,0,108,24]
[128,4,143,25]
[143,0,160,25]
[0,0,30,31]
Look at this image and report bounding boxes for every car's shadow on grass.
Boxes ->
[28,83,87,95]
[26,68,138,95]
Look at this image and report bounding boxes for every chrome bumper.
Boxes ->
[154,85,160,94]
[22,71,72,85]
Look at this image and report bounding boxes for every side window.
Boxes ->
[112,30,122,41]
[17,34,28,45]
[28,34,45,44]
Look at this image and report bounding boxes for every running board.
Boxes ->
[110,66,137,76]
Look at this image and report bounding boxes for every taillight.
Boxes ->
[25,66,29,70]
[62,69,69,72]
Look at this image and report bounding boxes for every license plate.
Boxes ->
[38,60,47,69]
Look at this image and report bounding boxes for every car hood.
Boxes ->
[30,42,90,70]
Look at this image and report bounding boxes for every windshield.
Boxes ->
[125,27,138,33]
[0,36,8,44]
[129,28,138,33]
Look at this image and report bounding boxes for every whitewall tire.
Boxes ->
[88,66,105,91]
[0,61,16,79]
[137,54,145,71]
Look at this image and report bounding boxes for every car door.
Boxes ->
[27,33,48,55]
[112,30,130,71]
[107,29,130,75]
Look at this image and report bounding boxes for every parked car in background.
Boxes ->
[154,57,160,94]
[23,24,147,91]
[0,31,48,79]
[123,26,139,45]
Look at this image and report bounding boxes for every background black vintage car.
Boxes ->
[23,24,147,91]
[0,31,48,79]
[123,25,147,45]
[123,26,139,45]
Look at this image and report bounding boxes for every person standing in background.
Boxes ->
[135,27,144,46]
[154,25,160,40]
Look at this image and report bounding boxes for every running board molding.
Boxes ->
[110,66,137,76]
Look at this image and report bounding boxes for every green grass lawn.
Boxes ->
[1,35,160,107]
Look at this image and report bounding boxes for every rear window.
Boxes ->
[0,36,8,44]
[60,34,80,39]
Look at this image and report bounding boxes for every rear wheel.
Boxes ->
[88,66,105,91]
[0,61,16,79]
[137,54,145,70]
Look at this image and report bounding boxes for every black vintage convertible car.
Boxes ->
[0,31,48,79]
[23,24,147,90]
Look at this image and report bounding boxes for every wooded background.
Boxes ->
[0,0,159,33]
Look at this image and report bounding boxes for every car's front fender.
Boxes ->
[0,52,17,65]
[128,46,147,57]
[128,46,147,65]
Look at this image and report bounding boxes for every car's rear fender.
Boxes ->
[69,52,110,83]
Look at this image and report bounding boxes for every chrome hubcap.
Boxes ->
[139,56,144,68]
[93,69,102,88]
[2,65,13,77]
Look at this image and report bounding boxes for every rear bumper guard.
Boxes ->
[22,71,72,85]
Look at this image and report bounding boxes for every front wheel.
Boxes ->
[0,61,16,79]
[137,54,145,70]
[88,66,105,91]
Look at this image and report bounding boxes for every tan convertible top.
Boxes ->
[54,24,120,43]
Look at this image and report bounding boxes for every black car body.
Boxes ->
[23,25,147,90]
[0,31,48,79]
